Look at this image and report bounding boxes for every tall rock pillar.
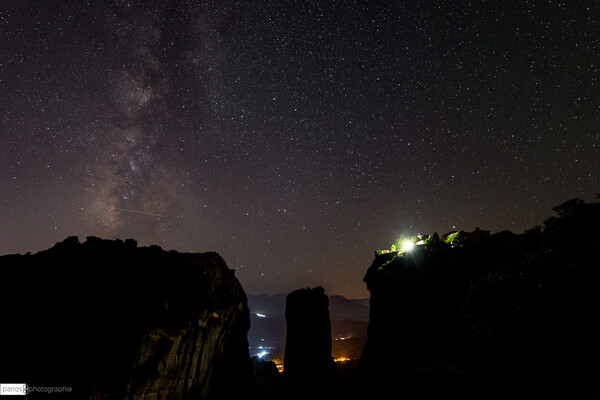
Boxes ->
[283,286,336,380]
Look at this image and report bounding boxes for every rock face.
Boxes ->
[0,236,252,399]
[283,287,336,380]
[360,248,469,378]
[360,199,600,399]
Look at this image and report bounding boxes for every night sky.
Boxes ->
[1,1,598,298]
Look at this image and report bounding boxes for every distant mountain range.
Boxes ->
[247,293,369,321]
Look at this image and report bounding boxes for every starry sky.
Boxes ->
[1,1,598,298]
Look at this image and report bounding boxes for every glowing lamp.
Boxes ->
[402,240,414,252]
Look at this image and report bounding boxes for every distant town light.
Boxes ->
[255,313,267,318]
[334,336,351,341]
[256,351,268,358]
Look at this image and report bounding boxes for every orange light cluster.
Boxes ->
[333,357,350,363]
[334,336,351,341]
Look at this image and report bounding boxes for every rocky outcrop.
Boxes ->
[283,287,336,380]
[360,198,600,399]
[0,236,252,399]
[360,248,469,375]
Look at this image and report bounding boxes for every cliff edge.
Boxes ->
[361,198,600,399]
[0,236,252,399]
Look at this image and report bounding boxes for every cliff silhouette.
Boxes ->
[284,287,337,390]
[361,198,600,399]
[0,237,252,399]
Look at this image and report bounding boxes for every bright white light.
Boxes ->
[255,313,267,318]
[257,351,268,358]
[403,240,414,252]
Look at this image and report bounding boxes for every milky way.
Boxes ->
[83,5,182,238]
[1,1,599,297]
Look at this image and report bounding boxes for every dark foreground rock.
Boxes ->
[284,287,336,378]
[283,287,337,398]
[361,199,600,399]
[0,236,252,399]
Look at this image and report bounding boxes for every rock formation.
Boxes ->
[0,236,252,399]
[360,198,600,399]
[361,245,463,366]
[283,287,336,380]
